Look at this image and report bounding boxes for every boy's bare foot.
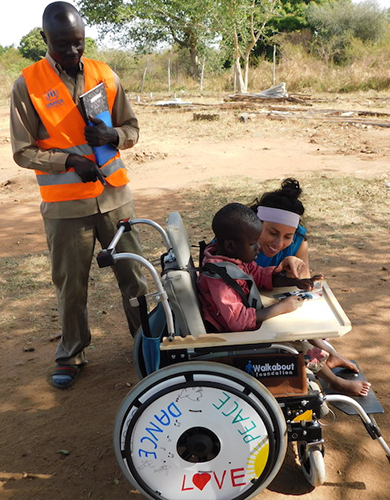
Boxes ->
[326,352,359,373]
[328,377,371,397]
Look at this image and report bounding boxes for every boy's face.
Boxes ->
[227,220,262,263]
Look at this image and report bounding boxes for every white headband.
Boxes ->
[257,206,300,228]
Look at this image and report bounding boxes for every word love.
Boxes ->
[181,469,246,491]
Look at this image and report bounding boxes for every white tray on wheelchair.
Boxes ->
[161,281,351,350]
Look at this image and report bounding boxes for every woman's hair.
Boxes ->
[212,202,260,241]
[250,178,304,216]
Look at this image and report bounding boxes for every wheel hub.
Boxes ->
[177,426,221,462]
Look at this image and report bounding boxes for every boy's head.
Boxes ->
[212,203,262,262]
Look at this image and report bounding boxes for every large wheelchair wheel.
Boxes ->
[114,361,287,500]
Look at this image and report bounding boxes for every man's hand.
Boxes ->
[84,116,118,147]
[66,154,98,183]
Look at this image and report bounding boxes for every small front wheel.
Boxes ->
[298,442,326,487]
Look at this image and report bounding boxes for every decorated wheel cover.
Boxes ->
[114,362,287,500]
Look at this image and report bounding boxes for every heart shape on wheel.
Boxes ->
[192,473,211,490]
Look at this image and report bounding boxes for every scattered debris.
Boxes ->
[227,83,311,104]
[240,105,390,128]
[155,97,193,107]
[193,113,220,121]
[238,112,258,123]
[56,449,70,456]
[131,150,168,163]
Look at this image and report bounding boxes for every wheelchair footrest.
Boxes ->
[320,363,384,415]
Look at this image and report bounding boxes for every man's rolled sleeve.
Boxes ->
[112,74,139,150]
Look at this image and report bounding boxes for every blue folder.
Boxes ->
[87,110,117,166]
[80,83,118,166]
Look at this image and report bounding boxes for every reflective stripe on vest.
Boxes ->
[22,58,130,202]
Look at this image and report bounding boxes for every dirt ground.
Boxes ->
[1,94,390,500]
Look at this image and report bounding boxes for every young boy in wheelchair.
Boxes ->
[197,202,371,397]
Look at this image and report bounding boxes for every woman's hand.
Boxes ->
[275,256,306,278]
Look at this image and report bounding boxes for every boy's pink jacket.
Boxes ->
[197,243,275,333]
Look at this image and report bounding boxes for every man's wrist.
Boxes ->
[109,128,119,147]
[65,154,74,170]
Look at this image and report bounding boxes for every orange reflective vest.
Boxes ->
[22,58,130,202]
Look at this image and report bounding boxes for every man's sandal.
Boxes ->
[51,364,83,389]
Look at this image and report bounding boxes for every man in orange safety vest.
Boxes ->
[10,1,148,389]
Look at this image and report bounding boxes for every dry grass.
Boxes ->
[2,174,389,340]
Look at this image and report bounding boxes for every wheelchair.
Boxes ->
[97,212,390,500]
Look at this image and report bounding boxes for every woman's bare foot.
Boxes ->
[326,352,359,373]
[329,377,371,397]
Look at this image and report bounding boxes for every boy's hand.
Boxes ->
[278,295,302,313]
[256,295,303,323]
[272,272,324,289]
[295,274,324,291]
[275,256,305,278]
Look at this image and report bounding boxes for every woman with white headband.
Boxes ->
[250,178,371,396]
[250,178,309,277]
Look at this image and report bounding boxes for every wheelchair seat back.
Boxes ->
[162,212,207,338]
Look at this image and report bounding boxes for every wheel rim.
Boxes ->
[114,362,287,500]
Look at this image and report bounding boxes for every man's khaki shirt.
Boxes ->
[10,54,139,219]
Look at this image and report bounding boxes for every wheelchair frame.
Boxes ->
[97,211,390,500]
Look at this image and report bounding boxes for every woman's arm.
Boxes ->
[295,239,310,278]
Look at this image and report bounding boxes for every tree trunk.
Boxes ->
[243,56,250,92]
[190,45,200,80]
[234,57,246,93]
[141,62,148,92]
[233,30,246,93]
[167,58,171,92]
[200,56,206,91]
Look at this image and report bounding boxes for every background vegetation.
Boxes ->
[1,0,390,99]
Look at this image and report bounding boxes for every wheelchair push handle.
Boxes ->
[96,216,176,339]
[117,218,171,249]
[97,218,171,269]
